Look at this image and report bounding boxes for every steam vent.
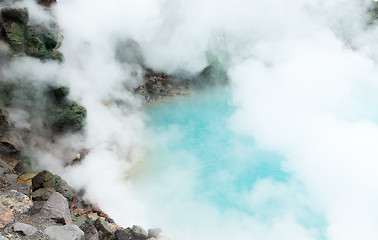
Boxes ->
[2,0,378,240]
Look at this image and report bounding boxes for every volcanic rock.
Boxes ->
[94,217,113,237]
[2,22,24,52]
[0,204,14,229]
[81,223,99,240]
[132,225,148,239]
[44,224,84,240]
[38,0,57,7]
[6,182,30,197]
[13,222,38,236]
[0,108,11,132]
[1,7,29,24]
[0,190,33,215]
[54,175,75,201]
[32,170,55,191]
[40,192,72,224]
[32,187,55,201]
[0,131,24,153]
[114,229,132,240]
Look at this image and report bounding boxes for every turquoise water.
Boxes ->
[140,87,325,237]
[143,88,288,208]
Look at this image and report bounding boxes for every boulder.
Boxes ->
[54,175,75,201]
[114,229,132,240]
[0,131,24,153]
[148,228,162,238]
[0,108,11,132]
[132,225,148,239]
[38,0,57,7]
[14,155,32,173]
[40,192,72,224]
[0,190,33,215]
[81,223,99,240]
[44,224,84,240]
[94,217,113,237]
[28,201,45,215]
[0,159,14,172]
[1,7,29,24]
[52,101,87,132]
[0,173,18,189]
[6,182,30,197]
[13,222,38,236]
[32,187,55,201]
[0,204,14,229]
[25,36,47,57]
[32,170,55,191]
[2,22,24,52]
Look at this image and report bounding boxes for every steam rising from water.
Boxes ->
[3,0,378,239]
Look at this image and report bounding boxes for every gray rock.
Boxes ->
[1,7,29,24]
[94,217,113,236]
[6,183,30,197]
[0,159,14,172]
[0,190,33,215]
[32,170,55,191]
[114,229,132,240]
[0,108,11,132]
[81,224,98,240]
[40,192,72,224]
[148,228,162,238]
[54,175,75,201]
[0,131,24,153]
[29,201,45,215]
[32,187,55,201]
[0,173,18,189]
[2,22,24,52]
[132,225,148,239]
[37,0,57,7]
[44,224,84,240]
[13,222,38,236]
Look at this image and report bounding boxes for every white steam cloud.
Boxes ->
[3,0,378,239]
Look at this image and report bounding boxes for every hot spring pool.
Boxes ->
[134,87,326,240]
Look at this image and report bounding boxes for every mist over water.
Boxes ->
[4,0,378,239]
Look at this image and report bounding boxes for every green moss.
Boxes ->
[52,86,69,102]
[199,60,228,83]
[52,101,87,133]
[40,31,58,50]
[26,36,47,57]
[41,50,64,62]
[5,23,24,51]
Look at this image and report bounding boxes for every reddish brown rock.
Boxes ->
[0,204,14,229]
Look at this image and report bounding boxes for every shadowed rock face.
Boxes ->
[0,131,24,153]
[1,7,29,24]
[37,0,57,8]
[2,22,24,52]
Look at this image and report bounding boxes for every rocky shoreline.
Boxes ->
[0,105,166,240]
[0,1,167,239]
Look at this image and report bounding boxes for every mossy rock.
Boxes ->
[52,86,69,102]
[32,170,55,191]
[14,155,32,173]
[41,50,64,62]
[52,101,87,133]
[39,31,58,50]
[25,36,47,57]
[199,60,228,83]
[3,22,24,51]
